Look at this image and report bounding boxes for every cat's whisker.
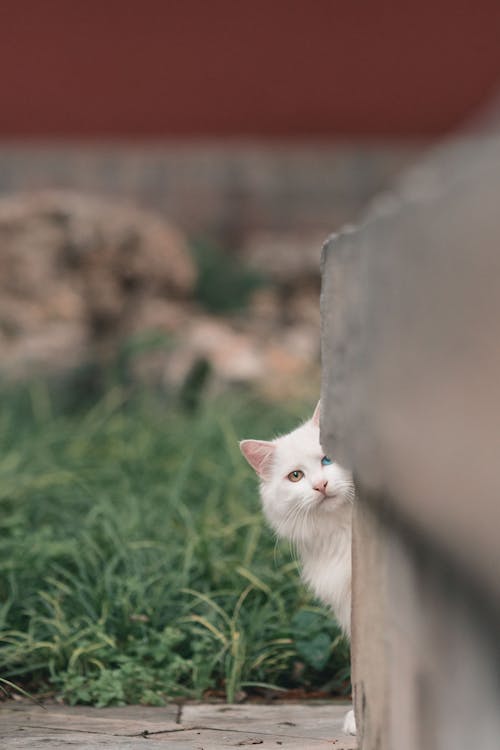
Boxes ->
[294,508,311,547]
[345,485,356,504]
[277,505,303,557]
[279,502,307,548]
[291,500,317,548]
[279,500,305,536]
[272,535,280,565]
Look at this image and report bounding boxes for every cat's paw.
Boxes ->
[342,708,356,735]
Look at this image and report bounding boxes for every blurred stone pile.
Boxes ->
[0,191,195,371]
[0,191,321,398]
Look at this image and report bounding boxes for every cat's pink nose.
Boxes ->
[313,479,328,494]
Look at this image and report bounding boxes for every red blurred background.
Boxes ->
[1,0,500,139]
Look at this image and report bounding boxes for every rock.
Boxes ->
[0,191,196,376]
[164,317,265,386]
[164,314,320,400]
[0,190,323,397]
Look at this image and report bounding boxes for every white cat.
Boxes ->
[240,401,356,736]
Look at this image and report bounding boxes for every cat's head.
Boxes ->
[240,402,354,544]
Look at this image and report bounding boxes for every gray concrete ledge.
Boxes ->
[321,135,500,750]
[321,135,500,608]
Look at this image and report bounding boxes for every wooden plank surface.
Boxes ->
[0,701,357,749]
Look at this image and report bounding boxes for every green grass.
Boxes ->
[0,383,349,706]
[191,240,267,314]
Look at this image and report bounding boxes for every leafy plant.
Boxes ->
[191,241,267,314]
[0,383,350,704]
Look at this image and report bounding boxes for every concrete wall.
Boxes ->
[321,137,500,750]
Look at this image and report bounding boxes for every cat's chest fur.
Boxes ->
[298,520,352,635]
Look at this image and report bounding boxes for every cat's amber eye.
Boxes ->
[287,470,304,482]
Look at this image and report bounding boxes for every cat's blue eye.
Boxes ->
[321,456,332,466]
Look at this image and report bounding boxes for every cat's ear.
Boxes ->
[239,439,275,479]
[312,400,321,427]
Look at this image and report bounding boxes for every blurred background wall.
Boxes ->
[1,0,500,139]
[1,0,499,397]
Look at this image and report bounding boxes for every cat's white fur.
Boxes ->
[240,402,356,736]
